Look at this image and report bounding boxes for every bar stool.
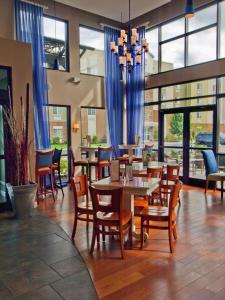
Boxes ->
[69,146,89,177]
[89,146,113,181]
[35,150,55,201]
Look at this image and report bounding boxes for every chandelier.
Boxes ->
[110,0,149,73]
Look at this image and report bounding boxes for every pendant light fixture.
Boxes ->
[185,0,195,18]
[53,0,59,70]
[110,0,149,73]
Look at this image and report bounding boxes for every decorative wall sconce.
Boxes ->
[72,122,80,133]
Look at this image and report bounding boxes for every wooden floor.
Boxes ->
[38,185,225,300]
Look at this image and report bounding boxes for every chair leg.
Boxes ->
[49,174,55,201]
[140,218,144,249]
[168,226,174,253]
[86,213,89,231]
[119,229,125,259]
[71,212,78,240]
[90,226,96,254]
[102,226,106,242]
[173,225,177,240]
[129,219,133,248]
[205,179,208,194]
[221,181,224,200]
[58,169,64,196]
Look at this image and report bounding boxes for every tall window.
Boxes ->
[145,28,159,75]
[145,2,224,74]
[79,26,104,77]
[43,16,68,71]
[81,107,107,145]
[220,1,225,58]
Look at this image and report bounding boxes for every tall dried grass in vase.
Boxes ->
[4,83,31,186]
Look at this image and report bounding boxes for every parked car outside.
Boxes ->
[196,132,225,147]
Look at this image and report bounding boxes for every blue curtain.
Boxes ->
[126,26,145,146]
[104,27,124,155]
[15,0,50,149]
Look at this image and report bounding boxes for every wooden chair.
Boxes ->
[89,146,113,181]
[139,181,182,253]
[35,150,55,200]
[202,150,225,199]
[52,148,64,196]
[161,164,180,205]
[89,186,132,259]
[134,167,163,213]
[71,175,93,240]
[69,146,89,177]
[147,167,163,205]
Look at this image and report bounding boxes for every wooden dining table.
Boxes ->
[92,176,160,241]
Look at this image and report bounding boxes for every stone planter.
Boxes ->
[6,182,37,218]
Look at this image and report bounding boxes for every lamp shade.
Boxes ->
[185,0,194,18]
[53,58,59,70]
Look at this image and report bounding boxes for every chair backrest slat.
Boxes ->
[52,148,62,164]
[147,167,163,179]
[89,186,122,214]
[169,181,182,218]
[167,165,180,181]
[71,175,89,208]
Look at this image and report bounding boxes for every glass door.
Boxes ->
[161,107,216,184]
[0,66,11,208]
[47,105,71,182]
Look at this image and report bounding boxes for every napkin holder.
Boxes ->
[111,160,120,181]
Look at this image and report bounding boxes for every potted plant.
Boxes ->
[4,83,37,218]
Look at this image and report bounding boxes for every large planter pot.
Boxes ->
[6,182,37,218]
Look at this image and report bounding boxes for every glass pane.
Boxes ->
[0,69,8,91]
[43,17,68,70]
[161,97,216,109]
[218,154,225,171]
[48,106,68,155]
[189,149,205,179]
[188,27,217,65]
[164,113,183,147]
[79,26,104,76]
[146,28,158,75]
[145,88,159,103]
[164,148,183,175]
[161,79,216,101]
[144,105,158,149]
[161,18,185,41]
[81,108,107,146]
[188,4,217,32]
[0,159,6,203]
[190,111,213,148]
[218,98,225,153]
[161,38,184,71]
[60,156,68,181]
[219,76,225,94]
[0,106,4,155]
[220,1,225,58]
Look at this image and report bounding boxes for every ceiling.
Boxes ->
[56,0,171,23]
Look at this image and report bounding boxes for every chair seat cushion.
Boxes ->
[96,211,132,225]
[37,167,52,175]
[208,172,225,181]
